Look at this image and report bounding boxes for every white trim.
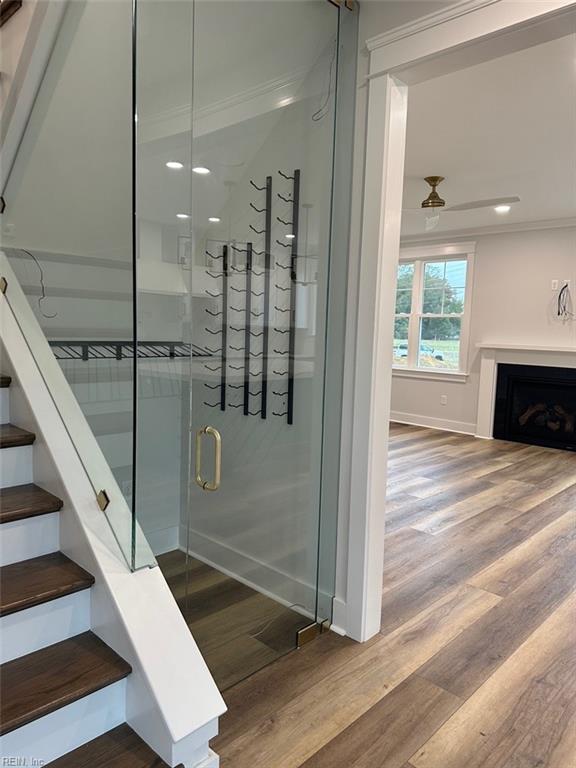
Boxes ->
[477,342,576,353]
[392,368,468,383]
[366,0,500,52]
[330,597,348,637]
[346,0,576,643]
[400,241,476,260]
[390,411,476,435]
[346,74,408,642]
[367,1,576,80]
[139,65,310,143]
[400,216,576,245]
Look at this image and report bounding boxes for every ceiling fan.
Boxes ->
[404,176,520,231]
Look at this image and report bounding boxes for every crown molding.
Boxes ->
[365,0,501,52]
[400,216,576,245]
[140,65,310,142]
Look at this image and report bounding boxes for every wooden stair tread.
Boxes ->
[0,423,35,448]
[0,375,11,388]
[0,552,94,617]
[47,724,180,767]
[0,631,131,736]
[0,483,63,524]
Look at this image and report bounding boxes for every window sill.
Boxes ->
[392,367,468,383]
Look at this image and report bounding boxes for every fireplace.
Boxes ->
[493,363,576,451]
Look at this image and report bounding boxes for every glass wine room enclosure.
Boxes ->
[1,0,356,689]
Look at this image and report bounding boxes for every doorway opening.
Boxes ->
[382,5,576,621]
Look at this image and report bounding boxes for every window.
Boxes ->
[393,245,474,373]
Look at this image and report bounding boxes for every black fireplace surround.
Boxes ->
[494,363,576,452]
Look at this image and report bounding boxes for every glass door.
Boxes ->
[135,0,354,691]
[184,0,340,687]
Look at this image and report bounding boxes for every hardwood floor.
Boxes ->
[157,551,310,691]
[212,423,576,768]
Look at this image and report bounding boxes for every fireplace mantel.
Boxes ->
[476,343,576,438]
[477,342,576,354]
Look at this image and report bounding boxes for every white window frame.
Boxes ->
[393,242,475,380]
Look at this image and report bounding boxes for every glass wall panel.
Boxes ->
[134,0,194,569]
[1,0,141,568]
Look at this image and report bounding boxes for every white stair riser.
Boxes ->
[0,512,59,566]
[0,590,91,664]
[0,445,33,487]
[0,679,126,765]
[0,390,9,423]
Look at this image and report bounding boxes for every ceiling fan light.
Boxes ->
[421,175,446,209]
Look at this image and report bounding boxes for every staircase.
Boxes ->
[0,374,180,766]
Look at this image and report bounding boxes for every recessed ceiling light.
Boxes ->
[176,213,190,219]
[494,205,511,214]
[285,233,295,240]
[192,166,211,175]
[208,217,221,223]
[166,161,183,170]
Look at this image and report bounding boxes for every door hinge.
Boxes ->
[296,619,331,648]
[0,277,7,295]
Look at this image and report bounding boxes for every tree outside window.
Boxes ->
[393,257,469,371]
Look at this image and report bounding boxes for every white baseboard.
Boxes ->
[390,410,476,435]
[145,525,179,556]
[180,534,316,621]
[330,597,348,636]
[180,530,342,630]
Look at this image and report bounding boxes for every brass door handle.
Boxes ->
[195,426,222,491]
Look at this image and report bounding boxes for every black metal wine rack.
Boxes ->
[202,168,301,425]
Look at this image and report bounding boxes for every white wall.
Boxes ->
[390,225,576,433]
[2,0,133,261]
[0,0,38,110]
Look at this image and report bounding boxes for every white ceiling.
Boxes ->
[401,33,576,238]
[137,0,334,118]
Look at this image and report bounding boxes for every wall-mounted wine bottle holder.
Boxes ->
[274,168,300,425]
[202,169,300,424]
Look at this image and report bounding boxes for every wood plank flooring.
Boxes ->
[157,551,310,691]
[212,423,576,768]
